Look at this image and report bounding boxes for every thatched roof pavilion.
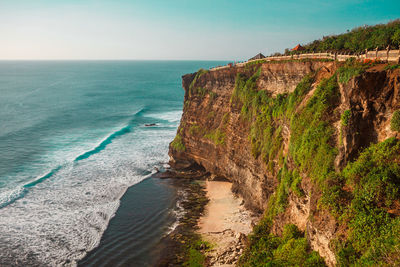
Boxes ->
[249,53,265,61]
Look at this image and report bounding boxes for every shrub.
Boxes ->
[240,223,326,266]
[290,170,304,197]
[299,20,400,53]
[332,138,400,265]
[289,75,339,185]
[341,109,351,126]
[204,129,225,145]
[391,110,400,131]
[337,59,367,84]
[189,69,208,96]
[171,134,185,152]
[384,64,400,70]
[239,72,341,266]
[183,239,212,267]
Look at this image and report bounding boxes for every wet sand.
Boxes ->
[198,180,256,266]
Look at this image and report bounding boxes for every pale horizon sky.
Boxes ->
[0,0,399,60]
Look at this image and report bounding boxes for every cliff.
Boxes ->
[169,60,400,266]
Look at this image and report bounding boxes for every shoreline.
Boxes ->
[153,168,258,266]
[153,167,210,266]
[78,176,178,266]
[79,164,212,267]
[198,180,258,266]
[82,166,259,266]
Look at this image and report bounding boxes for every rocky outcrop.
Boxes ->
[171,61,334,211]
[337,66,400,168]
[169,61,400,266]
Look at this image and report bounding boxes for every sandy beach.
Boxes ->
[198,180,257,266]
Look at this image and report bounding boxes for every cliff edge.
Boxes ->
[169,59,400,266]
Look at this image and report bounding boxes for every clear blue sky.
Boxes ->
[0,0,399,60]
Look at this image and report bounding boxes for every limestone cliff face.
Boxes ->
[169,61,400,266]
[170,61,334,211]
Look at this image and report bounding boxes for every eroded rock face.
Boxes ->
[169,61,400,265]
[337,67,400,168]
[171,61,333,212]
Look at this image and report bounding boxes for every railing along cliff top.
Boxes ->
[210,49,400,71]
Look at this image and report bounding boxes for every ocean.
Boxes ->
[0,60,225,266]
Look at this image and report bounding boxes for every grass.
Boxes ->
[188,68,218,103]
[266,161,302,218]
[204,129,226,145]
[232,66,339,212]
[239,222,326,266]
[171,133,185,152]
[391,110,400,132]
[331,138,400,266]
[189,69,208,96]
[232,69,316,172]
[245,59,266,68]
[188,123,225,146]
[183,238,212,267]
[289,75,339,185]
[337,58,367,84]
[384,64,400,70]
[341,110,351,126]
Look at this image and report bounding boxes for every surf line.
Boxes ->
[0,108,146,209]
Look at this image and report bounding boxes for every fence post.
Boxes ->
[397,45,400,62]
[397,45,400,64]
[387,45,390,62]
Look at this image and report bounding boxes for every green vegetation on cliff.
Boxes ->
[299,20,400,53]
[290,75,339,185]
[204,129,226,145]
[184,238,212,267]
[175,59,400,266]
[337,58,367,83]
[240,222,326,266]
[385,64,400,70]
[234,67,339,265]
[329,138,400,266]
[171,133,185,152]
[391,110,400,131]
[234,61,400,266]
[232,66,339,184]
[341,110,351,126]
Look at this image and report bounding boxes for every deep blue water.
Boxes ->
[0,61,225,266]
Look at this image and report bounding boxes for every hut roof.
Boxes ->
[292,44,305,51]
[249,53,265,61]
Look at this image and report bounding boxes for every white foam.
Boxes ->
[144,110,182,123]
[0,118,178,265]
[0,186,26,208]
[166,190,187,235]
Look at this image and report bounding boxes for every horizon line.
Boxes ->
[0,59,236,62]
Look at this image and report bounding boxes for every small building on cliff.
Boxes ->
[249,53,265,61]
[292,44,305,51]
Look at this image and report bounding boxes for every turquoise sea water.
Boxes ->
[0,61,225,265]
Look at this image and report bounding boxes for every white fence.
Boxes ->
[210,49,400,71]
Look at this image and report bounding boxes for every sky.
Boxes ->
[0,0,399,60]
